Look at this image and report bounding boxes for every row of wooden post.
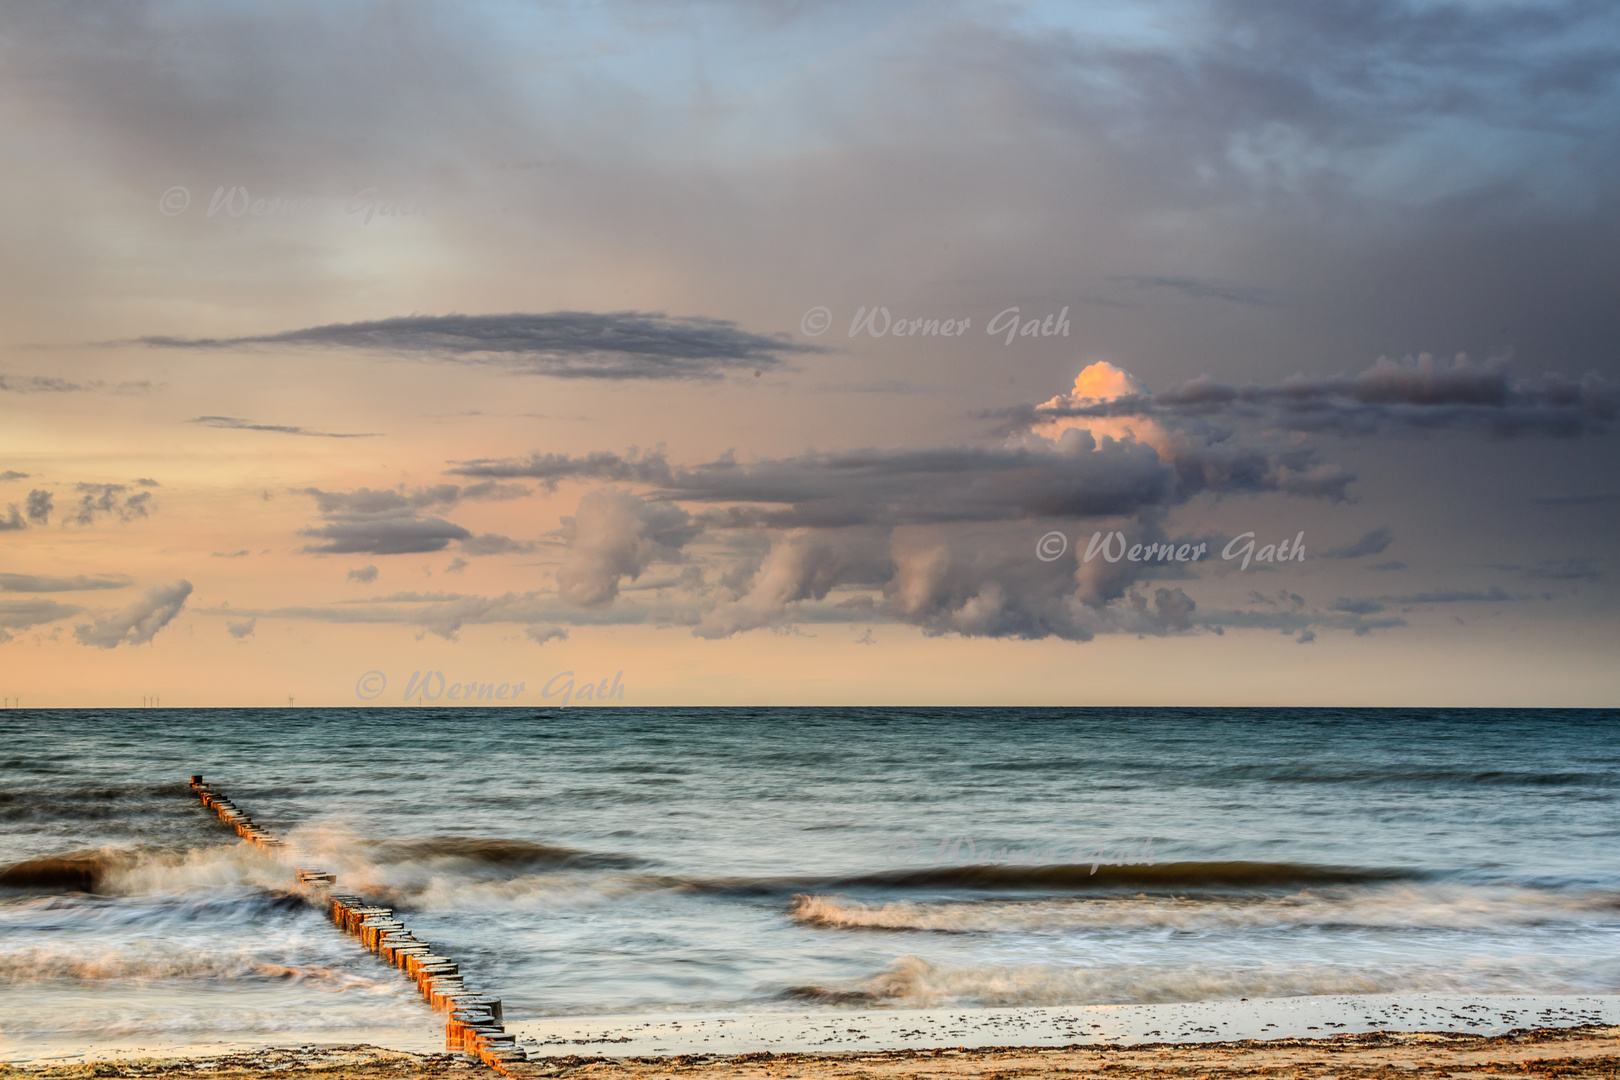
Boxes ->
[188,775,528,1069]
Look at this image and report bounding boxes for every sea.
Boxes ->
[2,707,1618,1059]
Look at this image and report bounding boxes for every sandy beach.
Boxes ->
[511,995,1620,1056]
[3,1024,1617,1080]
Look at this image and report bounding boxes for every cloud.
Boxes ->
[696,529,887,638]
[26,489,51,524]
[1322,526,1395,559]
[296,484,530,555]
[444,556,469,574]
[558,491,700,607]
[0,574,132,592]
[0,597,82,642]
[0,374,155,394]
[301,482,529,515]
[1531,489,1620,505]
[347,565,379,583]
[449,449,674,490]
[1194,608,1407,637]
[204,590,647,641]
[135,478,160,486]
[459,533,536,555]
[525,624,568,646]
[1013,355,1619,439]
[72,579,193,648]
[0,471,28,481]
[1523,558,1601,581]
[212,549,250,558]
[1112,275,1285,307]
[226,617,256,639]
[138,311,826,381]
[0,506,22,531]
[301,514,471,555]
[449,364,1369,641]
[71,484,148,525]
[465,437,1347,537]
[191,416,381,438]
[1384,587,1518,604]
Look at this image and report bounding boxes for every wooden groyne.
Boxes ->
[187,775,528,1070]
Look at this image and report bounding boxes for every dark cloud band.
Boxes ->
[139,311,827,380]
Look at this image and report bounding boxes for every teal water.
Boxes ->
[2,708,1618,1051]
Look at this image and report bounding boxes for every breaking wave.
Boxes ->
[684,861,1425,897]
[786,884,1620,933]
[780,954,1609,1009]
[0,844,292,897]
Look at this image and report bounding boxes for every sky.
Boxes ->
[1,0,1617,707]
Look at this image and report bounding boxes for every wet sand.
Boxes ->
[3,1026,1617,1080]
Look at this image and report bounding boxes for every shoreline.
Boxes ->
[5,995,1619,1070]
[2,1023,1618,1080]
[510,994,1620,1057]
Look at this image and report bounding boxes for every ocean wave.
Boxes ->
[0,946,389,988]
[785,883,1620,934]
[779,954,1610,1009]
[0,854,108,891]
[683,861,1424,897]
[369,835,645,871]
[0,844,300,897]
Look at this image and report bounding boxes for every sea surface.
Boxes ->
[2,707,1618,1058]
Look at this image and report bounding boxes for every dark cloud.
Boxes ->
[73,580,193,648]
[212,550,249,558]
[71,484,148,525]
[1322,526,1395,559]
[460,435,1349,534]
[1367,561,1407,571]
[1387,587,1517,604]
[190,416,381,438]
[138,311,826,381]
[444,556,469,574]
[525,625,568,646]
[26,489,52,525]
[1195,607,1407,637]
[301,482,528,515]
[226,617,256,639]
[449,450,674,491]
[0,374,154,393]
[459,533,536,556]
[300,515,471,555]
[0,574,132,592]
[1016,356,1618,439]
[0,598,82,642]
[453,409,1360,640]
[297,484,530,555]
[1112,275,1285,307]
[203,590,650,641]
[0,471,28,481]
[1531,489,1619,505]
[1523,558,1601,581]
[347,565,379,583]
[135,477,160,486]
[0,506,22,531]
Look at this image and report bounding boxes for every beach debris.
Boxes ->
[186,775,528,1072]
